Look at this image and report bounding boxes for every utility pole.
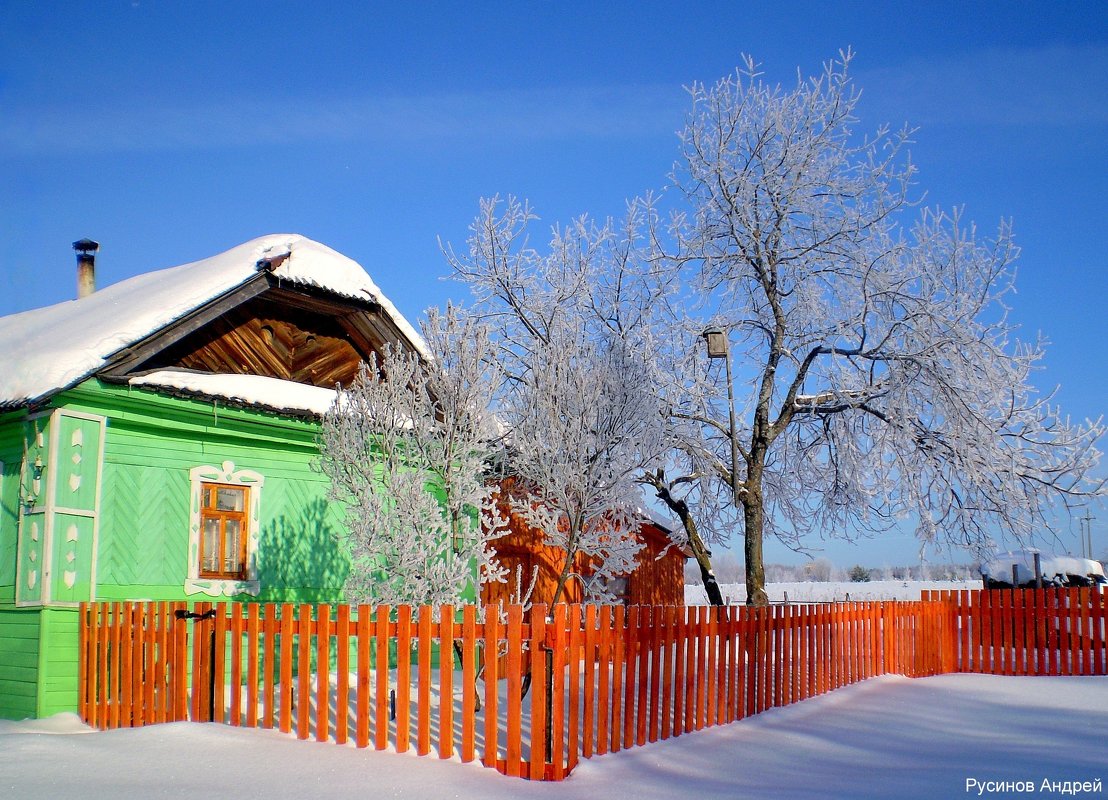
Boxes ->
[1080,510,1095,560]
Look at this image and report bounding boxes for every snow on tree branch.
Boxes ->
[439,51,1104,608]
[316,308,507,607]
[445,199,668,605]
[660,50,1105,599]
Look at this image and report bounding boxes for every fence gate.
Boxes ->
[175,604,218,722]
[79,601,196,729]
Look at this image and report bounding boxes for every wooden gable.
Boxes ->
[138,296,372,388]
[98,275,412,391]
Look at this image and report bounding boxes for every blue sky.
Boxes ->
[1,1,1105,567]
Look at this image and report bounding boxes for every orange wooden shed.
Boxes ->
[481,480,687,608]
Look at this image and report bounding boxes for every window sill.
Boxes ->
[184,578,260,598]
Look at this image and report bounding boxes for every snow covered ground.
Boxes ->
[685,579,982,605]
[2,673,1105,800]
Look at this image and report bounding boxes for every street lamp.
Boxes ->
[701,327,741,506]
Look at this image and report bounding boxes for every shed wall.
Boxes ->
[481,481,686,607]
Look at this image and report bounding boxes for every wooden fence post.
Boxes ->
[671,605,685,737]
[416,605,433,757]
[482,603,500,770]
[583,604,599,758]
[354,605,370,749]
[461,604,478,764]
[261,603,275,730]
[372,604,389,751]
[504,603,523,776]
[566,604,583,770]
[209,604,225,725]
[315,603,331,743]
[624,606,639,748]
[438,604,454,760]
[549,603,568,780]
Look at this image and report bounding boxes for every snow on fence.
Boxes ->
[77,590,1104,782]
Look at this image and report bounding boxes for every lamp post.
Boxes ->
[702,327,741,506]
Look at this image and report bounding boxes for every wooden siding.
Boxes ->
[61,380,350,604]
[1,378,364,718]
[482,482,586,607]
[0,412,24,593]
[0,609,40,719]
[626,522,686,606]
[37,608,82,716]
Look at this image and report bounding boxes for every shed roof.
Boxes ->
[0,234,425,410]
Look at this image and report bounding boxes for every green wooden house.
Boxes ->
[0,235,425,719]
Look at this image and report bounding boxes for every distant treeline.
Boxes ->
[684,556,981,585]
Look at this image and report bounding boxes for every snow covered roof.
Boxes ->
[980,549,1106,584]
[0,234,426,410]
[129,370,339,418]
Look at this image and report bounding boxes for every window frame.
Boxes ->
[198,482,249,580]
[186,461,263,597]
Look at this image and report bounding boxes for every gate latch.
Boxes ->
[174,609,217,621]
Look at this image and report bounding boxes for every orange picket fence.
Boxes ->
[77,590,1104,781]
[922,588,1106,676]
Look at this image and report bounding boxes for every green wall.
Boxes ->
[0,608,82,719]
[62,380,351,603]
[0,410,23,599]
[0,379,358,718]
[36,608,80,717]
[0,609,39,719]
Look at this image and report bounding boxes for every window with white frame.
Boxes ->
[186,461,263,597]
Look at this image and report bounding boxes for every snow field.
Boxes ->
[685,579,982,605]
[3,673,1105,800]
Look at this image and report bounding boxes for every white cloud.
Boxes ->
[857,43,1108,129]
[0,83,686,155]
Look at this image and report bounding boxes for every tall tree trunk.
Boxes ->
[550,521,583,607]
[550,546,575,607]
[742,489,768,606]
[688,532,725,606]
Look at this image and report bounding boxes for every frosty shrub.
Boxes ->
[445,200,668,606]
[317,308,507,608]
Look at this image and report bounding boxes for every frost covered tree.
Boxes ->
[444,195,755,607]
[445,204,667,605]
[317,308,507,607]
[445,50,1105,609]
[653,51,1105,604]
[505,331,664,605]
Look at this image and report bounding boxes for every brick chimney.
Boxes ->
[73,239,99,299]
